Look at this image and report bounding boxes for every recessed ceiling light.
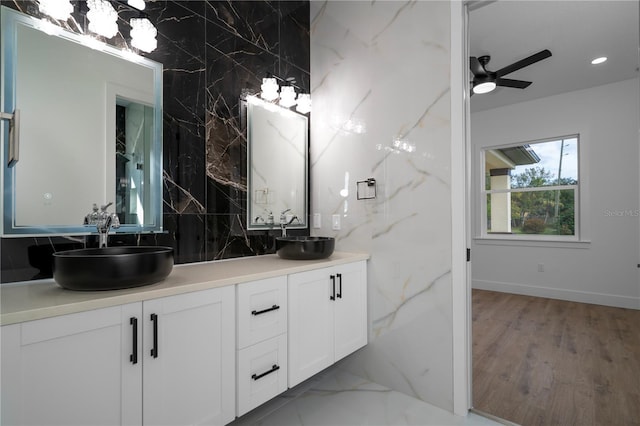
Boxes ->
[591,56,607,65]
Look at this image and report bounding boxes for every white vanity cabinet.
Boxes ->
[0,286,235,426]
[287,260,367,387]
[1,303,142,426]
[142,286,235,426]
[236,276,288,416]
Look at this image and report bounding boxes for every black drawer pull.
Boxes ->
[150,313,158,358]
[330,275,336,300]
[251,305,280,316]
[252,364,280,381]
[336,273,343,299]
[129,317,138,365]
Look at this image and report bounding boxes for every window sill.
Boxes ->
[473,237,591,249]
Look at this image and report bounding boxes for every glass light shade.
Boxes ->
[295,93,311,114]
[87,0,118,39]
[473,81,496,94]
[279,86,297,108]
[591,56,607,65]
[38,0,73,21]
[260,78,279,101]
[130,18,157,53]
[128,0,146,11]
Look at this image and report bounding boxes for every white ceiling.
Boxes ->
[469,0,640,112]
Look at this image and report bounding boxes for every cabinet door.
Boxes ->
[0,304,142,426]
[333,260,368,361]
[142,286,235,426]
[288,267,334,387]
[237,276,287,349]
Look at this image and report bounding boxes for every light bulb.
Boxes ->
[128,0,146,11]
[279,86,297,108]
[260,78,279,101]
[295,93,311,114]
[87,0,118,39]
[38,0,73,21]
[473,81,496,94]
[130,18,157,53]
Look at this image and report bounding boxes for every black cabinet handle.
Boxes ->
[251,364,280,381]
[337,273,342,299]
[129,317,138,365]
[150,313,158,358]
[251,305,280,316]
[330,275,336,300]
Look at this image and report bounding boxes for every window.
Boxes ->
[481,136,579,239]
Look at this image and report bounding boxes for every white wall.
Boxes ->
[471,78,640,309]
[310,1,455,411]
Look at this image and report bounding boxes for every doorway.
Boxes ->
[465,1,640,424]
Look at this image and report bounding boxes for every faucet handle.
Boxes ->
[100,202,114,212]
[110,213,121,229]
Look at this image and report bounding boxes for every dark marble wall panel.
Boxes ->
[0,0,310,283]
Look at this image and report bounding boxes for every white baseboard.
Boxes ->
[472,279,640,310]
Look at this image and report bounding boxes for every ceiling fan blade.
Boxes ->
[496,78,532,89]
[470,56,487,77]
[495,49,552,77]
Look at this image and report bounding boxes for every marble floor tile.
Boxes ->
[231,368,503,426]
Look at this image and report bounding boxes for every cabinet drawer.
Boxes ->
[237,276,287,348]
[237,334,287,416]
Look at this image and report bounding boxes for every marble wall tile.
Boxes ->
[309,0,453,411]
[0,1,309,283]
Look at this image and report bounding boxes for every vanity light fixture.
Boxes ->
[279,86,297,108]
[260,78,279,101]
[591,56,607,65]
[260,74,311,113]
[87,0,118,39]
[38,0,74,21]
[130,17,157,53]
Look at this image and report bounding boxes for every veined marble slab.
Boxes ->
[231,368,502,426]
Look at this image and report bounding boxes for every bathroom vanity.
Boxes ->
[0,252,368,425]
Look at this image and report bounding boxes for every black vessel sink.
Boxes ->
[53,246,174,291]
[276,236,335,260]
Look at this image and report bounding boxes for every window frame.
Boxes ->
[478,134,582,242]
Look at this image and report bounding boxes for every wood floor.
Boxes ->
[472,289,640,426]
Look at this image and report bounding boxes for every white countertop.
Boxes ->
[0,252,369,326]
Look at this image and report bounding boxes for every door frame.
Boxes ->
[450,0,473,416]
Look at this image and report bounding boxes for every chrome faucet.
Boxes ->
[279,209,298,237]
[84,203,120,248]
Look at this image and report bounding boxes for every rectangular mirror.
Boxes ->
[246,96,308,230]
[0,6,163,236]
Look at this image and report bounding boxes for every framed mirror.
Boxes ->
[0,6,163,236]
[246,96,308,230]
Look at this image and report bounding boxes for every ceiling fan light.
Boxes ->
[591,56,607,65]
[473,81,496,94]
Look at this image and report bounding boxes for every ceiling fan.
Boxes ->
[470,49,552,95]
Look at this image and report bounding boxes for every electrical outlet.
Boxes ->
[537,263,545,272]
[313,213,321,229]
[332,214,341,230]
